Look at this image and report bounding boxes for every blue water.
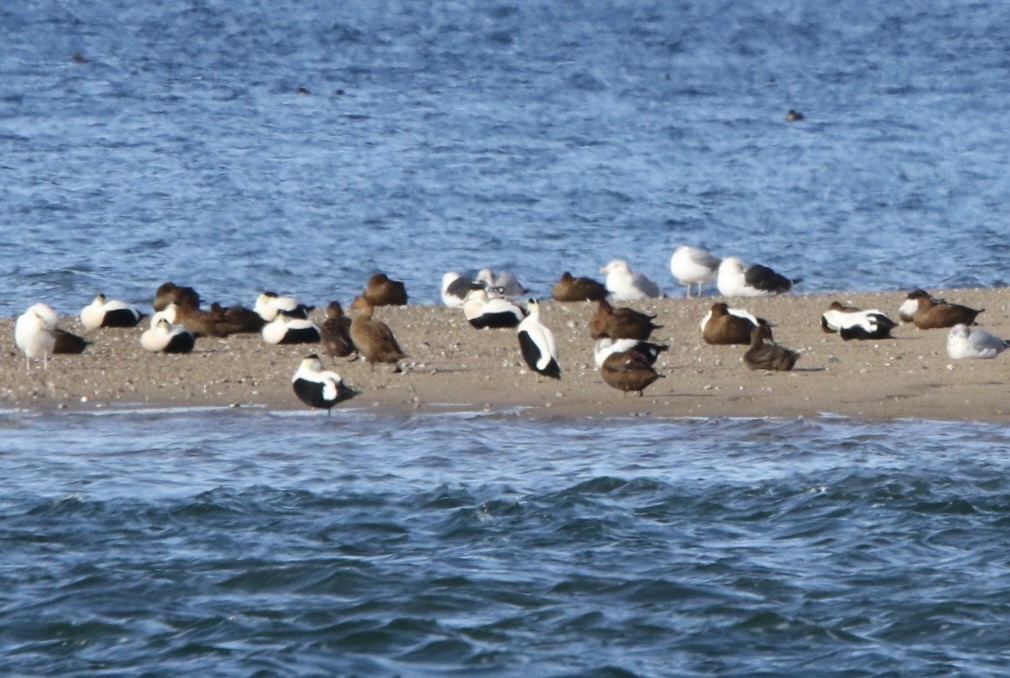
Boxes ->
[4,1,1010,673]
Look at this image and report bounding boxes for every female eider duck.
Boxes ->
[946,324,1010,360]
[593,338,668,368]
[898,289,945,323]
[262,314,321,345]
[292,354,357,413]
[363,273,408,306]
[600,351,663,396]
[462,288,525,329]
[140,318,196,354]
[600,259,662,301]
[349,296,407,371]
[717,256,799,297]
[153,282,201,312]
[670,246,721,298]
[254,291,312,321]
[80,293,143,329]
[15,303,88,370]
[517,299,560,380]
[441,271,482,308]
[744,324,799,372]
[320,301,355,358]
[820,302,898,340]
[700,303,771,345]
[912,295,983,330]
[589,299,662,341]
[476,268,528,299]
[551,271,608,303]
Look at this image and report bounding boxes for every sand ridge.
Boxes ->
[2,288,1008,423]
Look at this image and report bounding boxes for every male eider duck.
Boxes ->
[600,351,663,396]
[551,271,608,303]
[153,282,201,312]
[670,246,721,298]
[80,293,143,329]
[946,324,1009,360]
[441,271,482,308]
[717,256,799,297]
[744,325,799,371]
[363,273,408,306]
[517,299,560,380]
[292,354,357,414]
[700,303,771,345]
[820,302,898,340]
[262,314,322,345]
[589,299,662,341]
[593,338,668,368]
[320,301,355,358]
[254,291,312,321]
[462,288,525,329]
[476,268,528,299]
[349,296,407,371]
[15,303,88,370]
[599,259,662,301]
[140,318,196,354]
[912,295,983,330]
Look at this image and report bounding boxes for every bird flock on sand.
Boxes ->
[11,247,1001,413]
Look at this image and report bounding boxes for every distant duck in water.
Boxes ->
[292,354,357,414]
[254,291,312,321]
[80,293,143,329]
[363,273,408,306]
[463,289,525,329]
[589,299,661,341]
[140,318,196,354]
[517,299,560,380]
[320,301,355,358]
[350,296,407,371]
[551,271,608,303]
[262,314,322,345]
[600,351,663,396]
[744,324,799,372]
[820,301,898,340]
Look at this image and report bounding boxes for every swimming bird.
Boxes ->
[140,317,196,354]
[441,271,481,308]
[15,303,88,370]
[254,291,312,321]
[551,271,608,302]
[153,282,201,312]
[599,259,662,300]
[292,354,357,414]
[589,299,662,341]
[261,314,322,345]
[462,288,525,329]
[820,302,898,340]
[476,268,528,299]
[717,256,799,297]
[670,246,721,297]
[700,303,771,345]
[744,325,799,371]
[946,324,1010,360]
[593,338,668,368]
[349,296,407,371]
[786,109,804,122]
[600,351,663,396]
[912,295,983,330]
[320,301,355,358]
[517,299,560,380]
[363,273,408,306]
[80,293,143,329]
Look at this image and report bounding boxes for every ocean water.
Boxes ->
[3,408,1010,675]
[4,1,1010,674]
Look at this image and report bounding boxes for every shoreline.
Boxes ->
[3,288,1009,424]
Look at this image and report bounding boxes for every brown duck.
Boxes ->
[153,282,201,312]
[363,273,408,306]
[702,303,771,345]
[912,295,983,330]
[321,301,355,358]
[209,302,266,334]
[600,351,663,396]
[350,296,407,370]
[744,325,799,371]
[551,272,608,303]
[589,299,662,341]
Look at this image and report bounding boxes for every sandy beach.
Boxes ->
[3,288,1008,423]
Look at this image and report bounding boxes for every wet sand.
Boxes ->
[2,288,1008,422]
